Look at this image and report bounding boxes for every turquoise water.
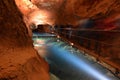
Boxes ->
[32,32,119,80]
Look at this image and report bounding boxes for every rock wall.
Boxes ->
[0,0,49,80]
[56,0,120,25]
[15,0,120,27]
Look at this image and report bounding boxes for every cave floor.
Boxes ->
[32,32,119,80]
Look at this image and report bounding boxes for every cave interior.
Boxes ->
[0,0,120,80]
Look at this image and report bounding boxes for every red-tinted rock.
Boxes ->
[0,0,50,80]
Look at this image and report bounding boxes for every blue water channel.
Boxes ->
[32,32,119,80]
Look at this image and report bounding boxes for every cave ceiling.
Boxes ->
[15,0,120,30]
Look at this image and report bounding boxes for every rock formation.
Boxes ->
[0,0,120,79]
[0,0,49,80]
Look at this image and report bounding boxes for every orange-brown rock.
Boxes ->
[58,0,120,25]
[0,0,49,80]
[14,0,120,25]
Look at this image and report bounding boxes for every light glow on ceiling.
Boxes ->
[15,0,55,27]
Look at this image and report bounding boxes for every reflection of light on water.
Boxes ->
[57,39,60,42]
[33,38,48,58]
[49,46,110,80]
[36,39,45,44]
[32,33,118,80]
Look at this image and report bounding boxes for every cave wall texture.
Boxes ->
[30,0,120,26]
[0,0,120,79]
[0,0,49,80]
[14,0,120,29]
[57,0,120,26]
